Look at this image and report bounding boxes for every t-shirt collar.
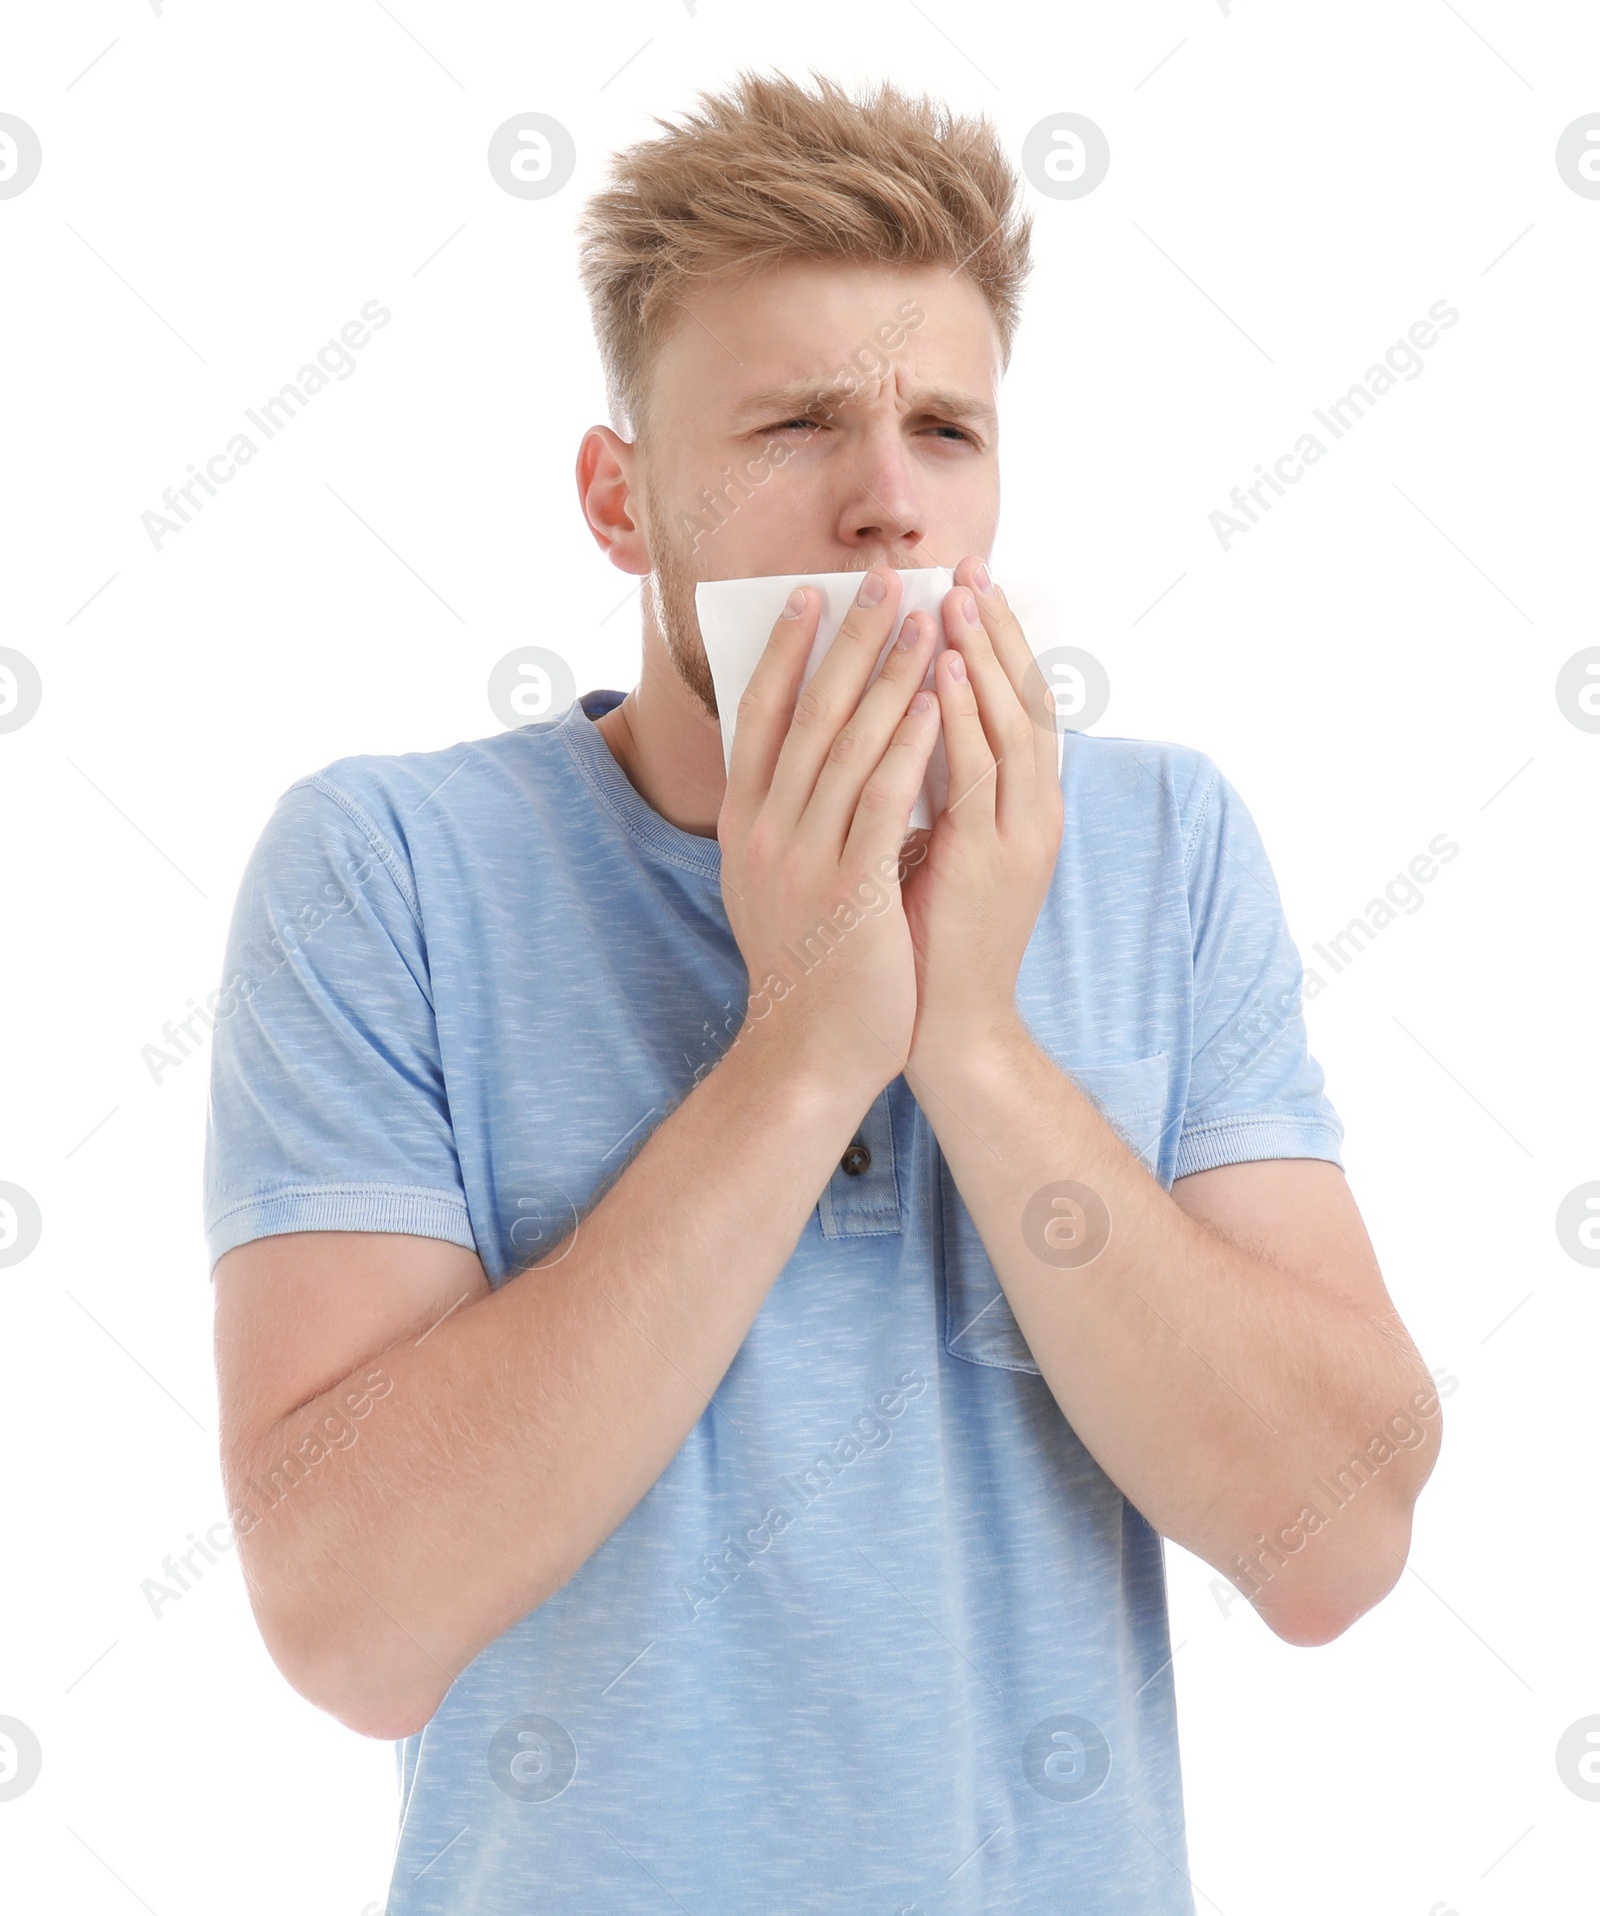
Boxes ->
[557,691,725,883]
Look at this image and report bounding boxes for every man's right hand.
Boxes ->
[717,565,941,1095]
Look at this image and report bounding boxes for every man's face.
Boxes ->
[633,260,1003,718]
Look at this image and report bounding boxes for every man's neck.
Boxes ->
[591,620,728,840]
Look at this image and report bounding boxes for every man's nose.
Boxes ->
[834,426,927,558]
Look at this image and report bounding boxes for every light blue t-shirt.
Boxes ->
[204,689,1343,1915]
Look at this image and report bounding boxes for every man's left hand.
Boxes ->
[898,555,1065,1072]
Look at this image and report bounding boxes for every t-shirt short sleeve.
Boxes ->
[203,772,477,1274]
[1175,758,1345,1180]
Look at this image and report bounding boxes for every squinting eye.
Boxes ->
[760,418,977,444]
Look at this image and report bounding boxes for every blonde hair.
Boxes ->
[576,68,1033,443]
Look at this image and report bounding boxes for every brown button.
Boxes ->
[840,1140,871,1177]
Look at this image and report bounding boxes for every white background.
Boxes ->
[2,2,1598,1912]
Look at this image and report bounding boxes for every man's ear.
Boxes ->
[576,426,652,577]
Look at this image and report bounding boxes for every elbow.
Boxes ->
[1252,1577,1385,1647]
[1259,1597,1368,1648]
[276,1634,446,1742]
[1252,1511,1414,1648]
[249,1586,448,1742]
[1231,1410,1440,1648]
[320,1683,442,1744]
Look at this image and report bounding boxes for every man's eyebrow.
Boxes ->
[726,379,997,431]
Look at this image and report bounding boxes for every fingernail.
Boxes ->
[780,587,807,619]
[961,592,980,624]
[911,690,934,713]
[894,615,919,650]
[856,570,887,607]
[973,561,992,593]
[947,650,967,682]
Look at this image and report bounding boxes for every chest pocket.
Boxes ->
[941,1054,1169,1374]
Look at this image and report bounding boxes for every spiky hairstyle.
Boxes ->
[576,68,1033,441]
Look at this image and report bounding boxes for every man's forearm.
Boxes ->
[904,1014,1439,1639]
[232,1018,883,1739]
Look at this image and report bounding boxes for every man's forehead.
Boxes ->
[662,260,1000,424]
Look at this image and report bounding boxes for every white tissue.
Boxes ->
[694,567,1060,831]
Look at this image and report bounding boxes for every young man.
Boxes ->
[208,70,1440,1914]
